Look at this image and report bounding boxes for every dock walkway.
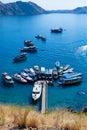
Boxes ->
[41,81,47,114]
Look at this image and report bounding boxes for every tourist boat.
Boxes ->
[24,40,34,47]
[12,73,27,83]
[58,76,82,85]
[13,53,27,63]
[34,65,40,75]
[32,81,42,101]
[21,72,34,83]
[40,67,46,79]
[51,28,63,33]
[52,68,58,80]
[20,46,37,52]
[2,72,14,86]
[55,61,60,69]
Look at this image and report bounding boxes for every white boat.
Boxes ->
[41,67,46,79]
[21,72,34,83]
[2,72,14,86]
[12,73,27,83]
[29,68,37,81]
[32,81,42,101]
[63,68,74,74]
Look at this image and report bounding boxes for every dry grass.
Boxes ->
[0,104,87,130]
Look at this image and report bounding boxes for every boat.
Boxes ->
[40,67,46,79]
[48,69,53,80]
[13,53,27,63]
[20,46,37,53]
[63,65,70,71]
[63,68,74,74]
[12,73,27,83]
[21,72,34,83]
[41,36,46,41]
[45,69,49,79]
[47,80,54,86]
[35,35,46,41]
[62,72,82,79]
[35,35,42,39]
[52,68,58,80]
[32,81,42,101]
[34,66,40,75]
[29,68,37,81]
[51,28,63,33]
[55,61,60,69]
[58,76,82,85]
[2,72,14,86]
[24,40,34,47]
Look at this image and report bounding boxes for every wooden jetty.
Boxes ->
[41,81,47,114]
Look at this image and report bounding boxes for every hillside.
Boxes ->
[0,104,87,130]
[0,1,47,16]
[49,6,87,14]
[0,1,87,16]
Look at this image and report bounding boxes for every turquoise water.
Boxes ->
[0,14,87,111]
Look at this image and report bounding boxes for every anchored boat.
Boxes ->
[51,28,63,33]
[2,72,14,86]
[13,53,27,63]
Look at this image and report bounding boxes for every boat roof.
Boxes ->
[2,72,8,76]
[5,75,12,80]
[41,67,45,73]
[48,69,53,74]
[33,83,42,92]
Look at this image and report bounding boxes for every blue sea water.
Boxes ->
[0,13,87,111]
